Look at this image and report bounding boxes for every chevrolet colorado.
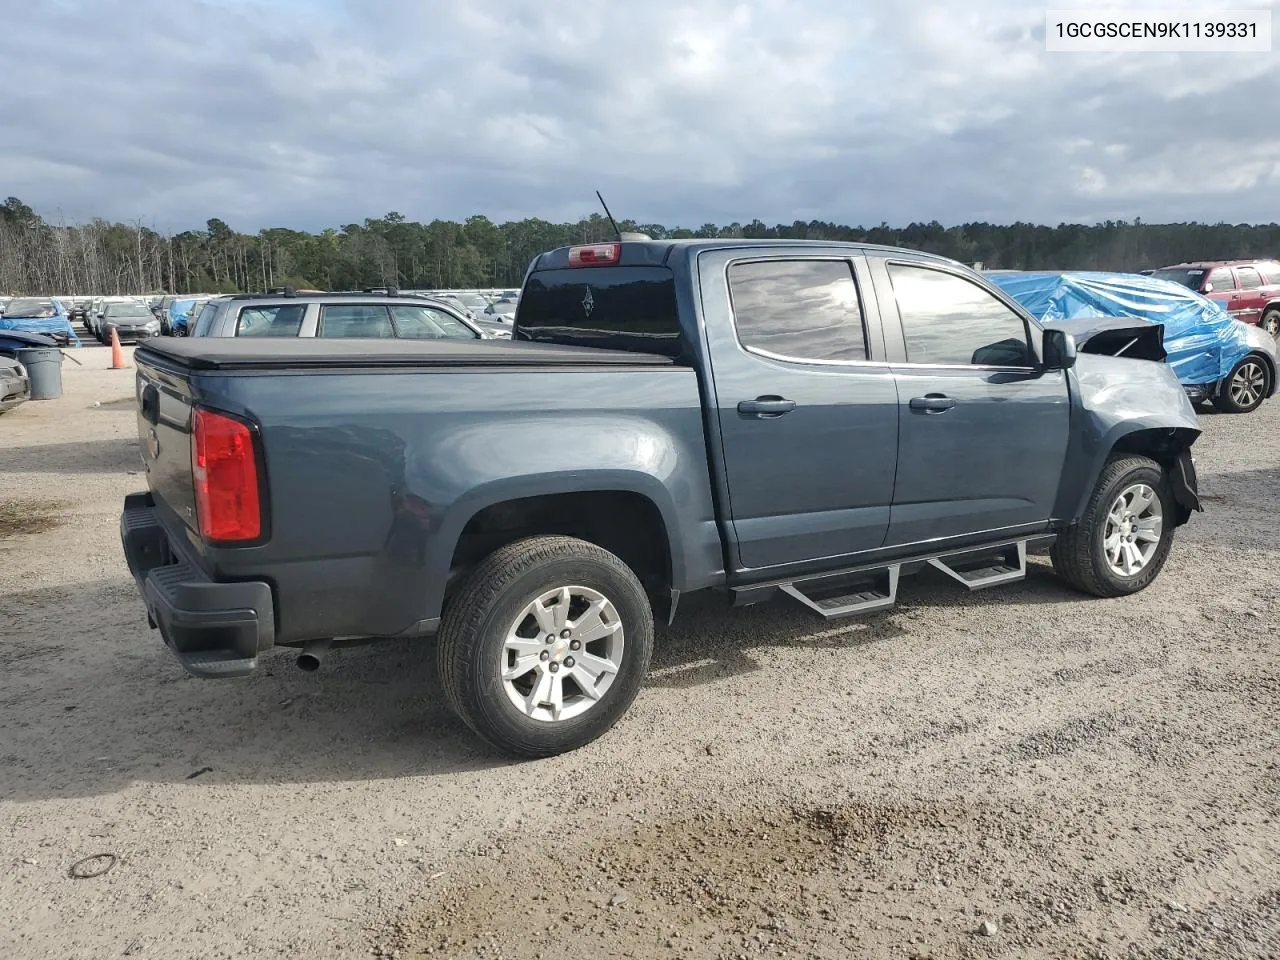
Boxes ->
[122,240,1202,757]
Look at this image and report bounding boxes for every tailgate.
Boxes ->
[135,354,200,537]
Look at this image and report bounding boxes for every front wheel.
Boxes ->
[1213,354,1271,414]
[1051,455,1175,598]
[436,536,654,758]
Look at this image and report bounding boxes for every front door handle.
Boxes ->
[909,394,956,413]
[738,397,796,418]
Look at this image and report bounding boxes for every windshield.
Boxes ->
[107,302,153,318]
[488,301,517,315]
[1149,268,1206,290]
[3,298,57,318]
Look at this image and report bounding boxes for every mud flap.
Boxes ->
[1170,450,1202,520]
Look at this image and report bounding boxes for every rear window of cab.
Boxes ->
[515,266,682,358]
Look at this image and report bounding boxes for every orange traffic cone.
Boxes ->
[109,327,128,369]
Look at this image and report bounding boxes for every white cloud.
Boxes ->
[1,0,1277,231]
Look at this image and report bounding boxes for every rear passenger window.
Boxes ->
[236,304,306,337]
[1207,268,1235,292]
[728,260,867,362]
[390,305,476,340]
[319,305,394,338]
[888,264,1034,367]
[1236,267,1262,290]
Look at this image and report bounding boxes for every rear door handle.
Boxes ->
[737,397,796,418]
[909,394,956,413]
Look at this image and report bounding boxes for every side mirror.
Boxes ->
[1202,283,1214,293]
[1043,329,1077,371]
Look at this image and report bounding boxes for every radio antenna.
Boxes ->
[595,190,622,240]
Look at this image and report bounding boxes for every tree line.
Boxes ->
[2,195,1277,296]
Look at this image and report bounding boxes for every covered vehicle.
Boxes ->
[990,271,1277,414]
[0,329,58,358]
[168,297,210,336]
[0,297,80,347]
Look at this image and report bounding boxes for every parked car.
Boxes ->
[89,296,138,337]
[167,297,214,336]
[187,291,486,340]
[65,297,91,322]
[1150,260,1280,338]
[100,300,162,343]
[152,295,180,331]
[120,239,1204,758]
[0,355,30,413]
[991,271,1278,414]
[0,297,79,346]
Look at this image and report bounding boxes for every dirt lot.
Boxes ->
[2,339,1277,960]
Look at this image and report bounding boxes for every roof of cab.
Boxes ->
[529,238,958,272]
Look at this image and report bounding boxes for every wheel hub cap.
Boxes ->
[501,585,624,723]
[1104,483,1163,577]
[1230,362,1265,407]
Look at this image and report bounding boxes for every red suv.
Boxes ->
[1151,260,1280,338]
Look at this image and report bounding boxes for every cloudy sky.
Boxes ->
[4,0,1278,231]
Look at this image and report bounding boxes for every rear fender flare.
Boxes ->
[423,471,684,621]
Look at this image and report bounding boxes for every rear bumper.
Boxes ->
[120,491,274,678]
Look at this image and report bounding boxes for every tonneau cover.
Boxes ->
[135,337,675,371]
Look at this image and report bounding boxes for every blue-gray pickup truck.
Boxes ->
[121,239,1203,757]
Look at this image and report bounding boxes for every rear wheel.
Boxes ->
[1051,455,1174,598]
[1213,354,1270,414]
[436,536,654,758]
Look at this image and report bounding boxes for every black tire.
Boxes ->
[1261,308,1280,340]
[1051,455,1175,598]
[436,536,654,758]
[1213,354,1271,414]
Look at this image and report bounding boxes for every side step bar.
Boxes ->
[928,541,1026,591]
[770,539,1030,620]
[780,566,899,618]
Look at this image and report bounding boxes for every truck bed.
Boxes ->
[127,340,721,661]
[136,337,676,371]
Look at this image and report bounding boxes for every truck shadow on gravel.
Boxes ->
[3,438,143,475]
[649,561,1083,689]
[0,558,1172,802]
[0,578,510,802]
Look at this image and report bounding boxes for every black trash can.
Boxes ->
[16,347,64,400]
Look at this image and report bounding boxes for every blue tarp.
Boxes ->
[990,271,1250,386]
[0,298,80,346]
[169,298,200,333]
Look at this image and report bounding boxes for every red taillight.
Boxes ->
[567,242,620,267]
[191,407,261,543]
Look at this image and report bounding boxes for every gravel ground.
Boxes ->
[1,338,1277,960]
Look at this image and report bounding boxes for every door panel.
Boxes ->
[697,250,900,572]
[1233,266,1266,326]
[872,259,1071,546]
[1205,267,1240,319]
[887,367,1070,544]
